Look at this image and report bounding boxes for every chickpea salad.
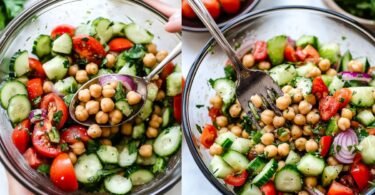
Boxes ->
[200,35,375,194]
[1,17,183,193]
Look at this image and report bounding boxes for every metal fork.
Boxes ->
[187,0,283,130]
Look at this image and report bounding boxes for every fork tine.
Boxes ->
[248,102,260,120]
[246,111,262,131]
[271,84,284,96]
[262,92,282,116]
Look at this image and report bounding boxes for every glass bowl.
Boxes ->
[183,6,375,194]
[0,0,181,194]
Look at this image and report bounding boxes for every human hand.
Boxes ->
[143,0,182,33]
[7,173,33,195]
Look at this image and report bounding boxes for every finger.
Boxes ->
[142,0,176,17]
[165,12,182,33]
[6,173,33,195]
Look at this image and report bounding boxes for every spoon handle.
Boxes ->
[145,42,182,81]
[187,0,243,72]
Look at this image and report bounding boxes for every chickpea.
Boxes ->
[327,156,338,166]
[110,81,119,89]
[87,124,102,138]
[258,61,271,70]
[305,176,317,188]
[135,117,143,125]
[278,128,290,142]
[303,125,313,136]
[85,63,99,75]
[229,103,242,118]
[291,125,302,139]
[294,114,306,126]
[155,90,166,101]
[100,139,112,146]
[153,105,163,115]
[156,50,168,62]
[282,85,293,93]
[105,54,116,68]
[70,141,86,155]
[298,191,309,195]
[306,111,320,125]
[250,95,263,108]
[146,43,157,54]
[101,127,111,137]
[143,53,157,68]
[209,95,223,109]
[326,68,337,76]
[102,85,116,98]
[242,131,249,139]
[318,59,331,72]
[292,104,299,114]
[272,116,285,128]
[89,84,102,99]
[121,123,132,135]
[146,127,158,138]
[68,152,77,164]
[261,133,274,145]
[298,100,312,115]
[111,127,119,135]
[95,111,109,124]
[307,67,321,78]
[254,144,265,154]
[68,64,79,76]
[276,95,292,110]
[242,54,255,68]
[348,60,364,73]
[260,109,275,125]
[109,109,123,125]
[209,143,223,156]
[264,145,277,158]
[338,117,350,131]
[277,143,290,157]
[341,108,353,120]
[291,90,303,103]
[78,89,90,103]
[127,91,142,105]
[304,94,316,105]
[216,116,228,127]
[263,125,274,133]
[283,107,296,121]
[85,100,99,115]
[75,107,89,121]
[76,70,89,83]
[100,98,115,113]
[305,139,318,152]
[230,126,242,137]
[295,137,307,151]
[139,144,153,158]
[43,81,54,94]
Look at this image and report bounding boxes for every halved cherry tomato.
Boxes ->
[319,96,340,121]
[29,58,46,78]
[50,153,79,192]
[32,120,62,158]
[51,24,75,39]
[327,181,354,195]
[160,62,175,80]
[252,41,268,61]
[296,47,306,61]
[208,107,220,121]
[27,78,44,105]
[219,0,241,14]
[200,124,217,148]
[312,77,329,100]
[61,125,90,144]
[261,181,277,195]
[23,147,43,169]
[320,135,333,157]
[182,0,196,18]
[333,88,352,109]
[108,38,134,52]
[224,170,248,187]
[284,44,297,62]
[173,94,182,123]
[12,119,31,153]
[303,45,320,64]
[350,162,370,190]
[367,127,375,135]
[203,0,221,19]
[73,35,106,64]
[41,93,68,129]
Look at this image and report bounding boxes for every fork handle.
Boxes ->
[187,0,243,72]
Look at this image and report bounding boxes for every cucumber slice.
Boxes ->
[119,146,137,167]
[132,123,145,139]
[139,99,153,120]
[53,77,78,96]
[74,154,103,184]
[349,87,374,107]
[215,131,236,145]
[75,24,92,36]
[125,23,154,44]
[356,110,375,126]
[92,17,114,44]
[296,35,318,48]
[118,63,137,76]
[269,64,297,86]
[326,117,339,136]
[166,72,182,96]
[129,169,154,186]
[162,107,172,127]
[115,100,133,117]
[211,78,235,105]
[32,35,52,59]
[319,43,340,64]
[267,35,288,65]
[274,165,302,192]
[236,183,262,195]
[7,95,31,123]
[252,159,278,186]
[52,33,73,54]
[340,50,352,71]
[9,51,30,77]
[43,56,69,81]
[104,175,132,194]
[153,126,182,157]
[222,150,249,172]
[230,138,252,154]
[296,63,316,77]
[112,22,127,37]
[328,76,345,94]
[297,153,325,176]
[293,77,312,95]
[322,165,343,187]
[0,80,27,109]
[285,150,301,165]
[96,145,119,164]
[98,68,113,76]
[359,135,375,164]
[209,155,234,179]
[247,157,267,175]
[321,75,334,86]
[147,83,158,101]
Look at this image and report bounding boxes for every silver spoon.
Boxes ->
[69,42,182,127]
[187,0,282,130]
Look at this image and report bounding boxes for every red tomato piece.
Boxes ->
[173,94,182,123]
[350,162,370,190]
[29,58,46,78]
[327,181,354,195]
[182,0,197,18]
[160,62,175,80]
[23,147,43,169]
[208,107,220,121]
[203,0,221,19]
[200,124,217,148]
[252,41,268,61]
[333,88,352,109]
[27,78,44,105]
[108,38,134,52]
[312,77,329,100]
[261,181,277,195]
[50,153,79,192]
[224,170,248,187]
[295,47,306,61]
[303,45,320,64]
[61,125,90,144]
[284,44,297,62]
[319,96,340,121]
[32,120,62,158]
[320,136,333,157]
[41,93,68,129]
[12,119,31,153]
[72,35,106,64]
[51,24,75,39]
[219,0,241,14]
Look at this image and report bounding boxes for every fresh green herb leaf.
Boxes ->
[196,124,202,133]
[37,164,50,175]
[251,131,262,144]
[87,140,100,154]
[53,111,63,124]
[115,83,126,101]
[60,143,69,151]
[152,157,166,174]
[195,104,204,108]
[224,66,236,81]
[128,141,138,154]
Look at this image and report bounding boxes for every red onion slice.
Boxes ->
[333,129,359,164]
[29,109,47,124]
[99,75,137,91]
[340,71,372,83]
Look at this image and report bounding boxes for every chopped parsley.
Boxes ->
[60,143,69,151]
[251,131,262,144]
[196,124,202,133]
[32,96,41,105]
[37,164,50,175]
[53,110,63,124]
[195,104,204,108]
